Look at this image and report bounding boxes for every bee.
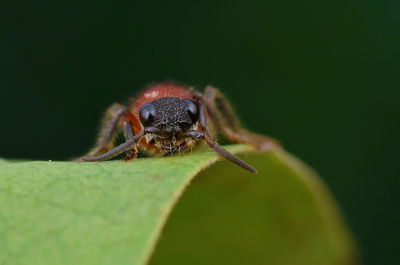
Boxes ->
[81,82,278,173]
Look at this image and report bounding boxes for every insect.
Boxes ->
[81,82,278,173]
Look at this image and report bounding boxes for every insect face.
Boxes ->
[139,97,200,153]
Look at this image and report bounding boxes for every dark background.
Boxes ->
[1,1,399,264]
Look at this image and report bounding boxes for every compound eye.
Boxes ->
[139,103,156,127]
[184,99,199,123]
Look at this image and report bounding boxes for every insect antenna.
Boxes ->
[203,132,257,174]
[81,131,144,161]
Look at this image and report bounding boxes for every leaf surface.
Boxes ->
[0,145,357,265]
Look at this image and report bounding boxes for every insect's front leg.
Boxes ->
[200,86,280,151]
[121,120,138,161]
[82,103,140,158]
[82,103,128,157]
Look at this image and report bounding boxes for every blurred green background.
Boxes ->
[1,0,398,264]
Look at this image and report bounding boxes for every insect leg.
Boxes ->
[201,86,280,151]
[82,103,130,158]
[122,120,138,161]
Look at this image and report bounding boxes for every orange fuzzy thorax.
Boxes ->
[131,82,196,117]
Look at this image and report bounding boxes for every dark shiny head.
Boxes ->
[139,97,199,136]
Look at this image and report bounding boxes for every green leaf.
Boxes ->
[0,145,358,265]
[0,158,10,165]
